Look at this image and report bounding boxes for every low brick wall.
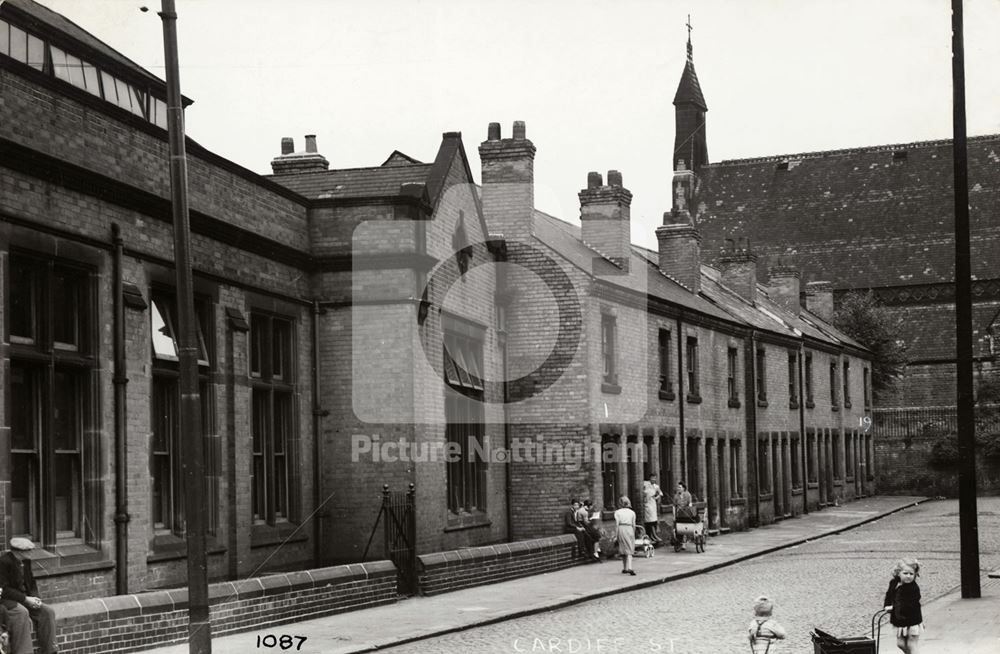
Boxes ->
[53,561,397,654]
[417,534,583,596]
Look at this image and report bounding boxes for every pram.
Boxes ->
[634,525,655,558]
[810,609,889,653]
[671,504,705,553]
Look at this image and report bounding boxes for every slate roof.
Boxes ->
[891,302,1000,361]
[673,41,707,110]
[539,213,864,353]
[268,164,432,200]
[694,135,1000,289]
[3,0,167,88]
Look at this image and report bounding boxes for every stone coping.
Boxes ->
[55,560,397,626]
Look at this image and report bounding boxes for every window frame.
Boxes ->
[727,347,740,408]
[685,336,701,402]
[249,311,297,527]
[6,251,97,550]
[601,313,618,388]
[755,347,768,406]
[443,331,487,517]
[787,351,799,409]
[658,329,674,399]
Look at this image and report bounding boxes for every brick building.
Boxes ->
[673,32,1000,408]
[1,0,875,607]
[478,120,874,535]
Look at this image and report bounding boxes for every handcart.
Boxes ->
[670,504,705,553]
[810,609,889,654]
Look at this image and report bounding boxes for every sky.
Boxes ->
[32,0,1000,249]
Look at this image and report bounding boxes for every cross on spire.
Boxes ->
[686,14,694,62]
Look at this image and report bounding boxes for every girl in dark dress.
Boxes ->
[883,558,923,654]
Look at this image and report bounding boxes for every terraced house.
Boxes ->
[1,0,875,626]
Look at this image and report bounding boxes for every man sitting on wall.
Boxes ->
[0,538,58,654]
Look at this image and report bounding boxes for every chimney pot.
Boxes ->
[512,121,526,140]
[305,134,317,153]
[587,171,603,189]
[280,137,294,155]
[488,122,501,141]
[607,170,623,187]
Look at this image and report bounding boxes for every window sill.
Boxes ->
[728,497,747,506]
[444,512,491,532]
[148,534,228,562]
[789,399,799,410]
[758,492,773,501]
[27,541,110,577]
[805,400,816,409]
[686,393,703,405]
[807,482,819,489]
[791,487,803,496]
[601,382,622,395]
[831,405,840,412]
[251,522,306,549]
[757,399,769,408]
[658,389,676,401]
[834,479,844,487]
[728,398,741,409]
[846,476,855,483]
[844,400,853,409]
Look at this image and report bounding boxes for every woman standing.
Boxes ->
[672,481,694,550]
[642,473,664,544]
[614,496,637,575]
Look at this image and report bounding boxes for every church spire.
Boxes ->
[673,15,708,172]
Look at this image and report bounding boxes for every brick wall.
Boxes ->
[417,535,582,596]
[52,561,397,654]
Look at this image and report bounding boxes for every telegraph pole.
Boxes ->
[158,0,213,649]
[951,0,981,599]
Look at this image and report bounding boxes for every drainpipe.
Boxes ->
[798,346,808,515]
[111,223,130,594]
[745,331,760,528]
[312,300,328,567]
[675,316,686,485]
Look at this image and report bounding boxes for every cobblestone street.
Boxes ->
[382,499,1000,654]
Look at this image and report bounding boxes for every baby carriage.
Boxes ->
[634,525,655,558]
[671,504,706,553]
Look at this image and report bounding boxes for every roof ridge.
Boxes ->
[265,162,432,179]
[706,133,1000,168]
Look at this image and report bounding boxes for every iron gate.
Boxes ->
[362,483,417,594]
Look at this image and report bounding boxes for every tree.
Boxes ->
[832,291,908,403]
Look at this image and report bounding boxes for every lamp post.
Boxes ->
[157,1,213,650]
[951,0,981,600]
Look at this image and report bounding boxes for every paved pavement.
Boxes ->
[141,496,1000,654]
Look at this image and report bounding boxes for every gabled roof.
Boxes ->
[672,40,707,110]
[695,134,1000,289]
[268,163,432,199]
[3,0,168,89]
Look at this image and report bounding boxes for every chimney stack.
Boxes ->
[655,210,701,293]
[271,134,329,175]
[718,237,758,304]
[805,281,835,321]
[578,169,632,271]
[768,264,801,316]
[479,121,536,241]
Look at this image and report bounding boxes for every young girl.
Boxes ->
[748,595,786,653]
[883,558,923,654]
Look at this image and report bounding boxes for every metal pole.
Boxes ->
[159,1,213,649]
[952,0,981,599]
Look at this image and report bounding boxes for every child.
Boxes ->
[748,595,786,653]
[883,558,923,654]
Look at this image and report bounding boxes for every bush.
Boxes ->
[928,432,961,467]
